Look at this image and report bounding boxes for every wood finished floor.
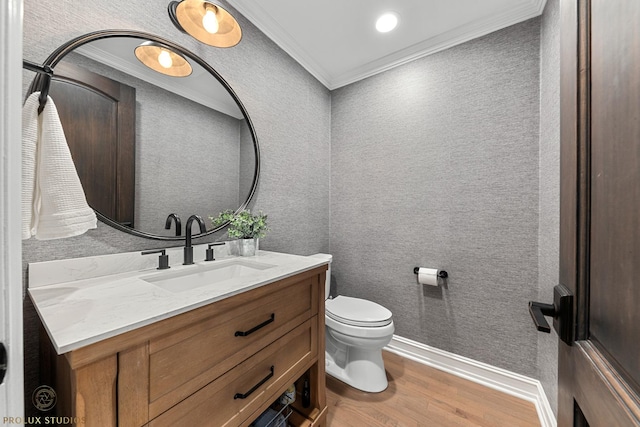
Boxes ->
[325,351,541,427]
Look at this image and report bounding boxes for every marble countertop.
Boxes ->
[28,247,328,354]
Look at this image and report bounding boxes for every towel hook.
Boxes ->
[22,60,54,115]
[37,74,52,115]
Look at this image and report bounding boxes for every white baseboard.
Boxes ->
[385,335,556,427]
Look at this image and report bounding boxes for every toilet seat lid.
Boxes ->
[326,296,392,327]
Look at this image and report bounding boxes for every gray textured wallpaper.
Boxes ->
[21,0,559,419]
[538,0,560,414]
[330,18,541,377]
[22,0,330,414]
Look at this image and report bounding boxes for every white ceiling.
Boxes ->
[226,0,547,89]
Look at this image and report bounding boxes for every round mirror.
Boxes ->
[28,30,260,240]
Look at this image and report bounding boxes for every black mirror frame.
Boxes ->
[27,29,260,241]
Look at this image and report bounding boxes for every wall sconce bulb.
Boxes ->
[158,50,173,68]
[202,5,219,34]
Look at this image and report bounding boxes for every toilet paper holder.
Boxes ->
[413,267,448,278]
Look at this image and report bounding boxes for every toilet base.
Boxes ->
[325,333,389,393]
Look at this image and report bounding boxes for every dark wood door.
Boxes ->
[558,0,640,425]
[47,61,136,227]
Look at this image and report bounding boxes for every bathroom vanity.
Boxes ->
[29,248,328,427]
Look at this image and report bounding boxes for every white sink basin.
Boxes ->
[141,259,276,293]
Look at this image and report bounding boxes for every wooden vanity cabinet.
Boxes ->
[40,265,327,427]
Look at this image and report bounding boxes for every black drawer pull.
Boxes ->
[235,313,275,337]
[234,366,274,400]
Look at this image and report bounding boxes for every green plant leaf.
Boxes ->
[209,209,269,239]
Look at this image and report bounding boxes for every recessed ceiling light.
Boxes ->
[376,12,399,33]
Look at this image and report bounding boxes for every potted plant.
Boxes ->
[210,209,268,256]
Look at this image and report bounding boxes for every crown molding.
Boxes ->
[227,0,547,90]
[332,0,547,89]
[226,0,334,88]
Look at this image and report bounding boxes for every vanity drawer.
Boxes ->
[148,276,317,416]
[149,318,317,427]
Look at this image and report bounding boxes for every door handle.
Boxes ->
[528,284,573,345]
[529,301,555,333]
[0,342,7,385]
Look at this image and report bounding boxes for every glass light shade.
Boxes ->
[170,0,242,48]
[134,42,193,77]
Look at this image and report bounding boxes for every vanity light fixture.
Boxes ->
[134,41,193,77]
[168,0,242,48]
[376,12,399,33]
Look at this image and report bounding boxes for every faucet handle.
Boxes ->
[142,249,170,270]
[205,242,226,261]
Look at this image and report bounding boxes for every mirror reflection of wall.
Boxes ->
[43,35,257,238]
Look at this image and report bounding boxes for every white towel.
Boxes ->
[22,92,97,240]
[22,92,39,239]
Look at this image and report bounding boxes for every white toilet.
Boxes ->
[310,254,394,393]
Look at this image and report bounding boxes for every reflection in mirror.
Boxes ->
[34,33,258,239]
[134,41,193,77]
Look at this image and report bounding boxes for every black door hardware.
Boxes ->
[235,314,275,337]
[0,342,7,385]
[234,366,274,399]
[528,284,573,345]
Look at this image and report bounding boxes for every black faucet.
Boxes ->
[183,214,207,265]
[165,213,182,236]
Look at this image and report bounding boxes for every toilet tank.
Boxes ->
[309,253,332,300]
